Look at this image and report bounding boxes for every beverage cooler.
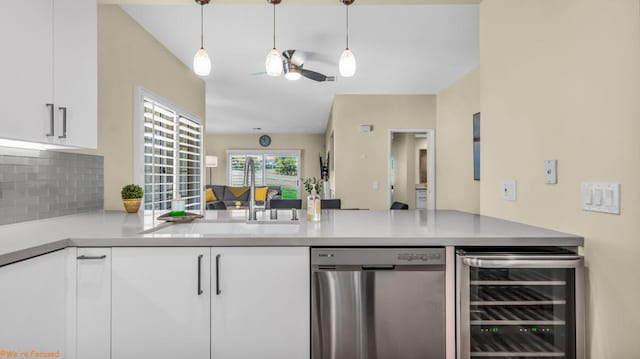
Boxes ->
[456,250,585,359]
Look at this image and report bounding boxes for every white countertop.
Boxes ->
[0,209,583,266]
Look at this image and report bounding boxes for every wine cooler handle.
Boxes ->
[462,255,583,269]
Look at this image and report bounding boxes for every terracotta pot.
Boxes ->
[122,198,142,213]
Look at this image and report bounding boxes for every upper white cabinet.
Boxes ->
[0,0,97,148]
[211,247,310,359]
[0,250,67,355]
[111,247,211,359]
[0,0,54,145]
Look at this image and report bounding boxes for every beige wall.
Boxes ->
[330,95,436,210]
[85,5,205,210]
[435,68,480,213]
[479,1,640,357]
[204,133,325,197]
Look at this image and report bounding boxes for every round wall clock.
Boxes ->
[259,134,271,147]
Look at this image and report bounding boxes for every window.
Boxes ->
[135,88,203,212]
[227,150,301,199]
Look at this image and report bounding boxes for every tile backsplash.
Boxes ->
[0,148,103,225]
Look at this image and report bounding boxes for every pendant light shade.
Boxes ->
[193,48,211,76]
[339,0,356,77]
[265,48,283,76]
[265,0,283,76]
[193,0,211,77]
[339,48,356,77]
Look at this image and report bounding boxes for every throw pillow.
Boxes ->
[205,188,217,202]
[255,187,268,202]
[267,189,280,201]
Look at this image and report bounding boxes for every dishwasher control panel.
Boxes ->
[312,248,445,266]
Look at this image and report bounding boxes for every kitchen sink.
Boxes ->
[148,220,302,236]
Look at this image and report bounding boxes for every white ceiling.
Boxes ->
[121,4,479,134]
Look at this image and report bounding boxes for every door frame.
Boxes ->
[387,128,436,210]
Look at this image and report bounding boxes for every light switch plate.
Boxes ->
[582,183,620,214]
[544,160,557,184]
[502,180,517,201]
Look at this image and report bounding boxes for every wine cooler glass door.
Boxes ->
[456,254,585,359]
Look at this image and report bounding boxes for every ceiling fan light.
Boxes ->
[265,48,283,76]
[285,70,301,81]
[339,48,356,77]
[193,48,211,76]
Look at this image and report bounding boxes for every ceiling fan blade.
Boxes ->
[250,71,268,76]
[301,69,336,82]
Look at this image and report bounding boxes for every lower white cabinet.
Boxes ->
[76,248,111,359]
[211,247,310,359]
[2,246,310,359]
[111,247,211,359]
[0,250,67,356]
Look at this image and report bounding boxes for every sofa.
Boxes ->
[205,185,281,210]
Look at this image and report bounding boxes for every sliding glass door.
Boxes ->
[227,150,301,199]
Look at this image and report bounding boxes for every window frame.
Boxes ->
[133,87,204,214]
[226,149,302,199]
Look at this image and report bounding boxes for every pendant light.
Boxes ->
[338,0,356,77]
[265,0,283,76]
[193,0,212,77]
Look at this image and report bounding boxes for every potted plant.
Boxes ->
[121,184,143,213]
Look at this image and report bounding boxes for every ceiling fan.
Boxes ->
[258,50,336,82]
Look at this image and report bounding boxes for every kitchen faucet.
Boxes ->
[243,157,257,221]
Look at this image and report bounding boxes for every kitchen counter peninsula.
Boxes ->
[0,209,583,266]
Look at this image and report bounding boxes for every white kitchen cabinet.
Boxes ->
[0,0,96,148]
[0,250,67,356]
[52,0,97,148]
[0,0,54,145]
[76,248,111,359]
[111,247,211,359]
[211,247,310,359]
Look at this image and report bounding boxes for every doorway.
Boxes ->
[388,129,435,209]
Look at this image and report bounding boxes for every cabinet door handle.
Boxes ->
[197,254,204,295]
[46,103,54,137]
[58,107,67,139]
[215,254,221,295]
[77,255,106,260]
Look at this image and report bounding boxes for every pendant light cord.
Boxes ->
[273,3,276,49]
[345,5,350,49]
[200,4,204,49]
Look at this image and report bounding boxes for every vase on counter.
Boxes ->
[307,189,321,222]
[322,180,331,199]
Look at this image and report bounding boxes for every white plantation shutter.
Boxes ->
[177,116,202,210]
[142,96,202,212]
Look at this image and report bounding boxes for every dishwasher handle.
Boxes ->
[361,265,396,271]
[462,255,583,269]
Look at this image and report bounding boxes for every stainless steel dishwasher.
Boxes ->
[311,248,446,359]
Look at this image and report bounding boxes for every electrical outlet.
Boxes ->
[544,160,557,184]
[502,180,517,201]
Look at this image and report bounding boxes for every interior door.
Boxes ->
[111,247,211,359]
[211,247,310,359]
